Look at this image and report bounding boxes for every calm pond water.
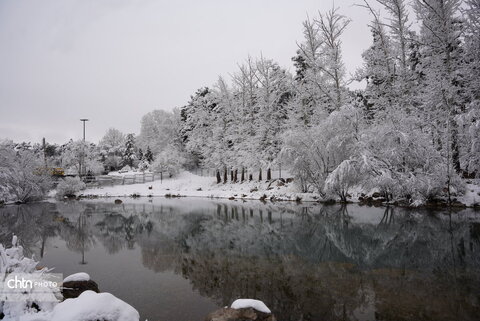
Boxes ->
[1,199,479,321]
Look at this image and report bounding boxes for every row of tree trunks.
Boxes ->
[216,168,274,184]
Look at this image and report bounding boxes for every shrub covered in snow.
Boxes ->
[282,105,467,205]
[56,177,86,198]
[0,142,52,203]
[0,236,60,319]
[151,145,187,177]
[281,104,363,195]
[324,159,362,202]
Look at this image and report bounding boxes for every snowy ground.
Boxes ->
[106,170,152,177]
[80,171,319,202]
[77,171,480,207]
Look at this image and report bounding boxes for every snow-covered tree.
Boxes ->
[138,110,178,155]
[99,128,125,156]
[458,0,480,177]
[281,103,363,194]
[56,177,86,198]
[0,142,52,203]
[99,128,125,172]
[144,146,154,163]
[414,0,465,202]
[61,140,103,176]
[355,2,396,120]
[122,133,137,168]
[150,145,187,177]
[324,159,362,202]
[292,7,350,125]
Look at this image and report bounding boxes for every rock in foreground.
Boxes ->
[51,290,139,321]
[62,278,100,299]
[206,307,276,321]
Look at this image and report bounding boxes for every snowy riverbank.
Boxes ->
[78,171,318,202]
[72,171,480,208]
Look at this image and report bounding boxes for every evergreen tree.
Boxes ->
[145,146,154,163]
[123,133,137,168]
[415,0,464,174]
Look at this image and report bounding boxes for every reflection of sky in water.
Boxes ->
[1,199,479,321]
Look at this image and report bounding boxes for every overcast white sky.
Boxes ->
[0,0,385,144]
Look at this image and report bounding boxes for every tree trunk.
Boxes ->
[234,169,238,183]
[267,168,271,180]
[223,167,227,184]
[249,174,253,181]
[241,168,245,182]
[216,170,221,184]
[230,170,234,182]
[258,169,262,181]
[452,127,461,173]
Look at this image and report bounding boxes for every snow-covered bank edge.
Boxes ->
[75,171,319,203]
[67,171,480,209]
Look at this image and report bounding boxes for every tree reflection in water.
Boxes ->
[1,200,479,321]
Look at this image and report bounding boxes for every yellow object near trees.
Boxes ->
[34,167,65,176]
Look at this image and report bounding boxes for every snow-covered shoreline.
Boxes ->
[69,171,480,208]
[78,171,318,202]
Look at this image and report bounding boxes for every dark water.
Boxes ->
[1,199,479,321]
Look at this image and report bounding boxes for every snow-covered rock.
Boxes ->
[63,272,90,283]
[50,290,139,321]
[231,299,271,313]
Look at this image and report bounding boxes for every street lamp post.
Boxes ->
[80,119,89,177]
[80,119,89,142]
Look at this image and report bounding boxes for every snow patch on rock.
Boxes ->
[50,290,139,321]
[231,299,271,314]
[63,272,90,283]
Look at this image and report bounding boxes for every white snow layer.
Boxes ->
[231,299,271,313]
[78,171,480,206]
[50,290,139,321]
[63,272,91,283]
[80,170,312,202]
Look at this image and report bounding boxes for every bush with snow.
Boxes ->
[0,143,52,203]
[357,124,466,204]
[61,140,104,176]
[0,236,60,319]
[324,159,362,202]
[56,177,86,198]
[281,104,363,195]
[151,145,187,177]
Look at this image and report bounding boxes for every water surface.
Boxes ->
[1,199,479,321]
